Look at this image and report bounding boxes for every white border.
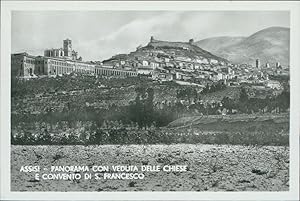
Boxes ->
[1,1,299,200]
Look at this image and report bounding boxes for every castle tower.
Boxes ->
[189,39,194,44]
[63,39,72,58]
[150,36,154,43]
[255,59,260,68]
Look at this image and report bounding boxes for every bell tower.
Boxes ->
[63,39,72,58]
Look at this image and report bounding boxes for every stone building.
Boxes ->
[63,39,72,58]
[276,62,281,68]
[44,39,79,60]
[11,39,137,79]
[95,66,137,77]
[11,52,96,78]
[265,63,269,68]
[11,53,36,78]
[44,48,64,58]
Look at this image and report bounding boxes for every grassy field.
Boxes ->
[11,144,289,191]
[161,113,289,146]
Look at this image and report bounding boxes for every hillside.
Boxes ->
[196,27,290,67]
[195,36,245,53]
[168,113,288,130]
[146,38,227,61]
[103,37,228,66]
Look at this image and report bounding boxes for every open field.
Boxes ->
[11,144,289,191]
[168,113,289,129]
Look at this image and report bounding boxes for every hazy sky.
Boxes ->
[12,11,289,61]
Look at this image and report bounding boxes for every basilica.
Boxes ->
[11,39,137,79]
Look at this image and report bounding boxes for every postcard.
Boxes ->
[1,1,299,200]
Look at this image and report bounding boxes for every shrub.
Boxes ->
[11,121,289,146]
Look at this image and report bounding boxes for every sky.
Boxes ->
[11,11,289,61]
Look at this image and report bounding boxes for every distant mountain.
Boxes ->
[103,37,228,66]
[196,27,290,67]
[195,36,246,53]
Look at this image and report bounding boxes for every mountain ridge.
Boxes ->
[195,36,246,54]
[195,26,290,67]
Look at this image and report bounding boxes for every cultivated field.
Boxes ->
[11,144,289,191]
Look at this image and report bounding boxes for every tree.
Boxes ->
[221,97,235,114]
[275,90,290,113]
[128,86,155,129]
[238,87,249,113]
[239,87,249,103]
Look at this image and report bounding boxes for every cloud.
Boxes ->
[77,12,185,60]
[12,11,290,61]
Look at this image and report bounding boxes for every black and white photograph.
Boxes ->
[1,1,300,201]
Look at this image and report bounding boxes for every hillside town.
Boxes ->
[11,37,289,95]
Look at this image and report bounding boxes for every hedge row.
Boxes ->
[11,127,289,146]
